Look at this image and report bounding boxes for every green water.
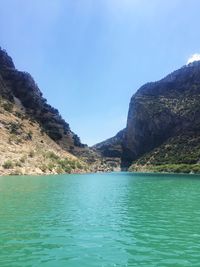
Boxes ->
[1,172,200,267]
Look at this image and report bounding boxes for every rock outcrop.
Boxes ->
[95,61,200,172]
[0,47,90,175]
[93,129,125,158]
[3,46,199,174]
[0,47,119,174]
[0,48,85,153]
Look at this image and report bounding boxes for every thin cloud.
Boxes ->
[187,53,200,64]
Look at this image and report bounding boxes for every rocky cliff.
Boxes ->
[95,62,200,173]
[0,47,120,175]
[0,47,90,175]
[0,48,85,153]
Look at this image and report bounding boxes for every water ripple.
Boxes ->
[1,173,200,266]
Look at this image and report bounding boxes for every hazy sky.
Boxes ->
[1,0,200,145]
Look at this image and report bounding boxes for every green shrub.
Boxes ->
[3,102,13,112]
[56,166,64,174]
[63,165,72,173]
[47,163,55,171]
[15,111,23,118]
[57,159,72,173]
[76,162,83,169]
[46,151,59,160]
[3,160,14,169]
[151,164,200,174]
[9,122,22,135]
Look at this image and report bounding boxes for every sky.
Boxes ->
[1,0,200,145]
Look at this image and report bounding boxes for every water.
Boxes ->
[1,172,200,267]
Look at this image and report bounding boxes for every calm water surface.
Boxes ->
[1,172,200,267]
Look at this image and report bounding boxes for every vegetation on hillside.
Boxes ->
[129,132,200,174]
[0,97,88,176]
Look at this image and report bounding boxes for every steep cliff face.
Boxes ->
[0,48,90,175]
[0,48,84,153]
[125,62,200,166]
[95,62,200,170]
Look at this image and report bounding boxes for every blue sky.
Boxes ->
[1,0,200,145]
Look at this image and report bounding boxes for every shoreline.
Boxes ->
[129,163,200,175]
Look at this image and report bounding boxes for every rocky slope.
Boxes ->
[94,130,125,158]
[95,61,200,173]
[0,48,92,175]
[0,47,120,175]
[0,96,89,175]
[0,48,85,153]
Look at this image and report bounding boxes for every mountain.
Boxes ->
[94,61,200,173]
[0,47,91,175]
[0,48,85,152]
[93,129,125,158]
[2,46,199,175]
[0,47,121,175]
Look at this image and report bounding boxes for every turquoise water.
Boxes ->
[1,172,200,267]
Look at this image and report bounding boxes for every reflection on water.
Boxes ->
[1,172,200,266]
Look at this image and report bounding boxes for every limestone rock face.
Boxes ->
[95,62,200,168]
[0,47,84,153]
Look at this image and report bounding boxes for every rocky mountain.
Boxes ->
[0,47,121,175]
[94,61,200,173]
[94,129,125,158]
[2,46,199,175]
[0,47,92,175]
[0,48,85,152]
